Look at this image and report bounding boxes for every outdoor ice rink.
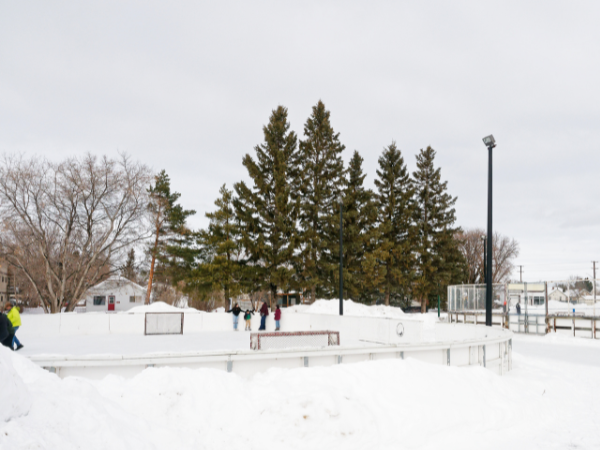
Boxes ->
[2,300,600,450]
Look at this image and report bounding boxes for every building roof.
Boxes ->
[87,276,146,293]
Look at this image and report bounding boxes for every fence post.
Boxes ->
[544,281,549,334]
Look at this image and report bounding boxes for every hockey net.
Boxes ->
[250,330,340,350]
[145,312,184,335]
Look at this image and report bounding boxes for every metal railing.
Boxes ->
[448,310,599,339]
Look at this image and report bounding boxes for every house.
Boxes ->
[0,260,8,305]
[548,288,567,302]
[507,283,546,306]
[83,276,146,313]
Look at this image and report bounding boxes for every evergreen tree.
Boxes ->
[234,106,299,304]
[197,184,243,301]
[297,100,346,301]
[339,151,377,301]
[120,248,138,283]
[370,142,415,306]
[412,146,462,312]
[145,170,196,304]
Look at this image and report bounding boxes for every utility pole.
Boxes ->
[593,261,597,319]
[519,265,523,283]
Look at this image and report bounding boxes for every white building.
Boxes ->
[548,288,567,302]
[507,283,546,306]
[84,276,146,312]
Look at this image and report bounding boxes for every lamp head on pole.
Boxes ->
[482,135,496,149]
[337,194,343,206]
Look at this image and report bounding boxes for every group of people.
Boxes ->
[0,302,24,351]
[226,301,282,332]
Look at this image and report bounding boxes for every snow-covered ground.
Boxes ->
[304,299,405,318]
[2,334,600,449]
[16,331,373,358]
[4,301,600,449]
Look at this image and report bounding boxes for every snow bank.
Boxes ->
[3,339,600,449]
[305,299,405,318]
[124,301,201,314]
[0,347,32,422]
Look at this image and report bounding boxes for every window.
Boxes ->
[93,296,106,306]
[533,296,545,305]
[129,296,139,303]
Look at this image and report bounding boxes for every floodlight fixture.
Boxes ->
[482,135,496,148]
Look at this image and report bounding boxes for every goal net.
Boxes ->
[250,330,340,350]
[144,312,184,335]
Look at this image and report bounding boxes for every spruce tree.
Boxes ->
[297,100,346,301]
[340,151,377,301]
[412,146,462,312]
[145,170,196,303]
[121,248,138,283]
[234,106,299,304]
[197,184,243,302]
[370,142,415,306]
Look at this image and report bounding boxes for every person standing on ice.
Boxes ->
[274,305,281,331]
[5,303,23,350]
[226,302,244,331]
[516,300,521,315]
[244,309,254,331]
[258,301,269,330]
[0,309,15,350]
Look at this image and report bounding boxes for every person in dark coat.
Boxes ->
[244,309,254,331]
[0,312,15,350]
[516,301,521,315]
[274,305,281,331]
[259,301,269,331]
[226,302,243,331]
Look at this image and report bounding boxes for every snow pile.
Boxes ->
[0,347,32,422]
[305,299,405,318]
[125,301,201,314]
[525,299,600,313]
[3,338,600,449]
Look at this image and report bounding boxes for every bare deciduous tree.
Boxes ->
[457,228,519,284]
[0,153,152,313]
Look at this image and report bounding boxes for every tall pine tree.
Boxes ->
[340,151,377,301]
[412,146,462,312]
[370,142,415,306]
[145,170,196,304]
[297,100,346,301]
[234,106,299,304]
[197,184,243,302]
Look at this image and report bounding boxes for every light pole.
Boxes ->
[481,235,487,284]
[482,135,496,327]
[337,194,344,316]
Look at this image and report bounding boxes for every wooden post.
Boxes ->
[545,282,549,334]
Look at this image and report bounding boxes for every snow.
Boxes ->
[523,299,600,313]
[17,332,373,358]
[305,299,406,318]
[124,301,202,314]
[2,335,600,449]
[0,347,32,423]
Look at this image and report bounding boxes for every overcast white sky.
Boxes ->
[1,1,599,282]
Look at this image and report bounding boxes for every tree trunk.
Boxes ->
[385,287,390,306]
[421,297,427,313]
[145,228,160,305]
[311,285,316,304]
[270,286,277,310]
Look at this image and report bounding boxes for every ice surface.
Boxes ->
[17,332,372,358]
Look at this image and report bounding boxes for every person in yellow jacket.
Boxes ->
[5,302,23,351]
